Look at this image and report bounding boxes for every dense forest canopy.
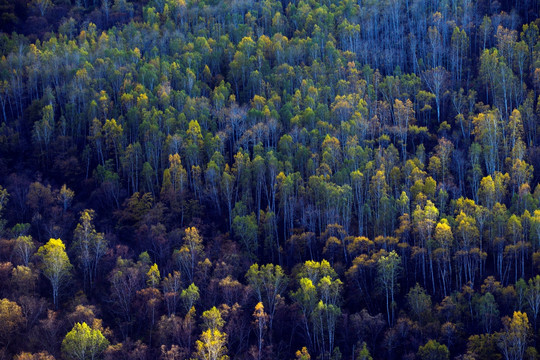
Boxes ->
[0,0,540,359]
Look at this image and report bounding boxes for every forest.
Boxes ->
[0,0,540,359]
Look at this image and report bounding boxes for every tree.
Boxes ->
[252,302,268,360]
[32,0,52,17]
[26,181,54,218]
[205,160,222,216]
[13,235,35,267]
[422,67,449,123]
[295,347,311,360]
[417,340,449,360]
[356,342,372,360]
[245,263,288,330]
[289,259,342,356]
[412,200,439,291]
[369,168,389,235]
[477,292,499,334]
[108,255,148,337]
[0,298,24,347]
[147,263,160,288]
[312,275,343,356]
[0,185,8,236]
[407,283,432,322]
[180,283,200,313]
[455,211,481,288]
[377,250,401,325]
[138,263,162,345]
[174,227,204,284]
[11,265,37,295]
[525,275,540,330]
[473,111,501,175]
[0,80,11,123]
[36,238,73,308]
[168,153,188,198]
[73,210,108,289]
[498,311,530,360]
[32,105,55,160]
[506,214,524,283]
[233,213,258,260]
[102,0,111,23]
[467,333,502,360]
[61,322,109,360]
[291,277,318,350]
[103,119,123,172]
[195,327,228,360]
[59,184,75,213]
[393,99,415,160]
[478,175,496,209]
[195,307,228,360]
[434,138,453,184]
[221,165,235,230]
[14,352,55,360]
[434,220,452,296]
[162,271,182,315]
[123,143,143,194]
[450,27,469,85]
[351,170,365,235]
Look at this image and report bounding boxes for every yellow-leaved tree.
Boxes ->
[195,306,228,360]
[36,238,72,308]
[498,311,530,360]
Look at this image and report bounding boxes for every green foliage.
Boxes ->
[417,340,449,360]
[356,342,372,360]
[180,283,200,313]
[202,306,224,331]
[73,209,108,288]
[0,0,539,359]
[377,250,401,325]
[232,213,258,259]
[407,283,432,322]
[467,333,502,360]
[61,322,109,360]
